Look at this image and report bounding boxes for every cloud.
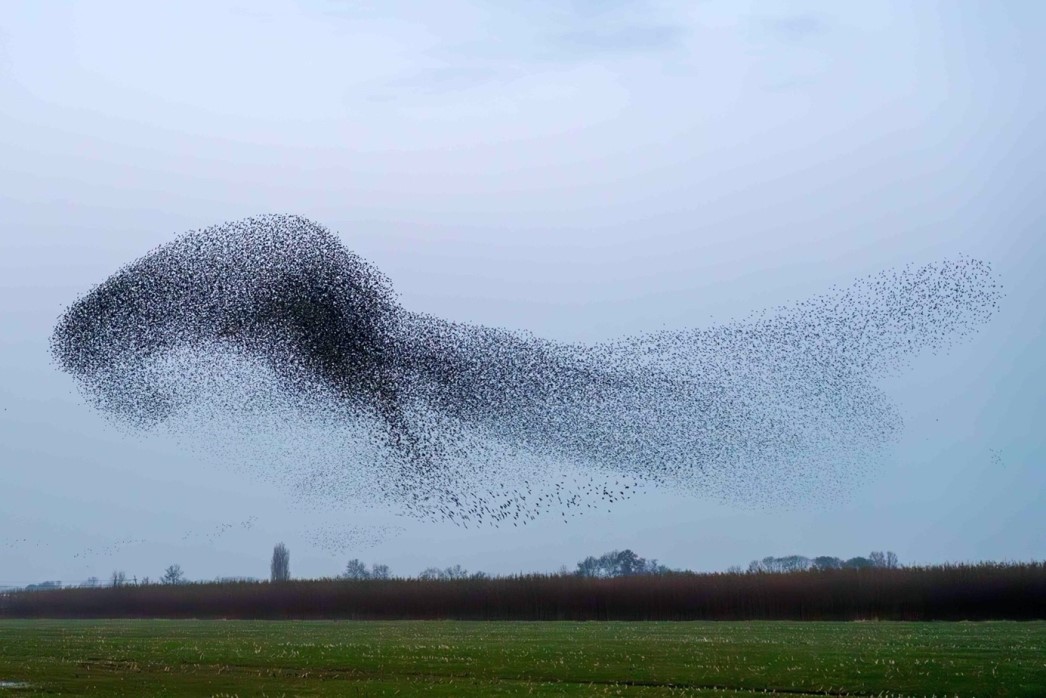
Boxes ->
[291,0,690,103]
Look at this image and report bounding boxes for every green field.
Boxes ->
[0,620,1041,696]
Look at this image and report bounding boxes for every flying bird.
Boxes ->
[51,214,1002,522]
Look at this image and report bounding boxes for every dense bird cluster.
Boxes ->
[51,215,1002,525]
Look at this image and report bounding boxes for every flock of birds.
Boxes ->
[180,516,258,543]
[304,524,407,554]
[71,537,146,560]
[50,214,1003,528]
[989,448,1005,470]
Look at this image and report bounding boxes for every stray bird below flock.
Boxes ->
[50,215,1002,525]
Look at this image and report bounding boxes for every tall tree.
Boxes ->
[271,543,290,582]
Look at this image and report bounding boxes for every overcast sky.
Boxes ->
[1,0,1043,585]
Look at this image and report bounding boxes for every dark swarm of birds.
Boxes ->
[50,214,1003,527]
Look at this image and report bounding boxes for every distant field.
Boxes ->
[0,620,1042,696]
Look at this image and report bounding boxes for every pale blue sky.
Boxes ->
[0,1,1043,584]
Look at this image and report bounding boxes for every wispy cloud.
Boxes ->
[294,0,690,102]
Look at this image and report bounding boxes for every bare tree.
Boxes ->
[418,567,443,580]
[577,550,669,577]
[869,551,900,568]
[161,564,184,585]
[442,564,469,579]
[343,559,369,580]
[370,564,391,580]
[271,543,290,582]
[110,570,127,588]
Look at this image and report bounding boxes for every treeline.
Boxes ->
[745,551,899,573]
[2,562,1042,621]
[16,548,900,591]
[342,550,669,581]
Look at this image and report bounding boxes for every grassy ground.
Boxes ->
[0,620,1041,697]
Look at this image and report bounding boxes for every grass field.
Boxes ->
[0,620,1042,697]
